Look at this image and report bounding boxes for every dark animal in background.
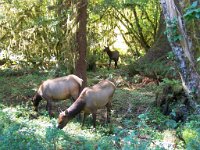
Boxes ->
[32,74,83,117]
[57,79,116,129]
[103,46,119,69]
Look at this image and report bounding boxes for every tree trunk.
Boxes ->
[138,13,172,63]
[74,0,87,89]
[160,0,200,112]
[130,12,173,81]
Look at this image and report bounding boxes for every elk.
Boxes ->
[32,74,83,117]
[57,80,116,129]
[103,46,119,69]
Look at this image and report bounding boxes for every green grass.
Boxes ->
[0,68,195,149]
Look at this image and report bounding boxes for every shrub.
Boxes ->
[127,59,177,80]
[181,115,200,149]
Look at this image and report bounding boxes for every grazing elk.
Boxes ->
[57,80,116,129]
[32,74,83,117]
[103,46,119,69]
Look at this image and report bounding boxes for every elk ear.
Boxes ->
[58,107,62,113]
[65,110,68,116]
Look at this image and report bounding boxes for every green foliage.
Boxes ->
[0,106,43,150]
[0,105,115,150]
[0,0,77,70]
[164,119,178,129]
[165,18,182,42]
[112,111,166,149]
[112,128,149,150]
[120,0,160,54]
[0,68,192,150]
[160,78,181,88]
[181,115,200,149]
[137,113,149,129]
[0,0,162,69]
[183,1,200,65]
[167,51,175,60]
[197,57,200,62]
[127,59,177,80]
[184,1,200,21]
[88,0,160,60]
[157,78,182,101]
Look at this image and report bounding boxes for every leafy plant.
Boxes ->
[0,0,77,71]
[181,115,200,149]
[184,1,200,21]
[161,78,181,87]
[164,119,178,129]
[165,18,182,42]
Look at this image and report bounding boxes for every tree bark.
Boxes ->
[74,0,87,89]
[160,0,200,112]
[131,12,173,80]
[138,13,171,63]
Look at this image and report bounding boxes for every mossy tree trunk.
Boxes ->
[160,0,200,113]
[138,13,172,63]
[133,13,173,80]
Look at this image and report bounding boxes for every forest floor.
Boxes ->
[0,67,189,149]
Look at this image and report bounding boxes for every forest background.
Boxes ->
[0,0,200,149]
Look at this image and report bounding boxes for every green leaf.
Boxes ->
[165,119,177,129]
[184,1,200,20]
[197,57,200,62]
[191,1,198,8]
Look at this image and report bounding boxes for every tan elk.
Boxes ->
[57,80,116,129]
[32,74,83,116]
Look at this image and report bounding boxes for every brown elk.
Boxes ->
[103,46,119,69]
[32,74,83,117]
[57,80,116,129]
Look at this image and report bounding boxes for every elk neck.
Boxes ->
[67,98,86,118]
[106,50,113,57]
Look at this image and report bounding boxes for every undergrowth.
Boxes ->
[0,68,199,149]
[0,104,164,150]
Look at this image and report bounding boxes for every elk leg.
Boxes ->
[106,102,111,123]
[42,94,50,111]
[82,113,89,127]
[108,59,111,70]
[47,100,54,117]
[46,101,49,111]
[114,60,118,69]
[34,107,38,112]
[92,112,97,128]
[33,100,40,112]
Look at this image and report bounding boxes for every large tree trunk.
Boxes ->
[132,13,173,80]
[160,0,200,113]
[138,13,171,63]
[74,0,87,89]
